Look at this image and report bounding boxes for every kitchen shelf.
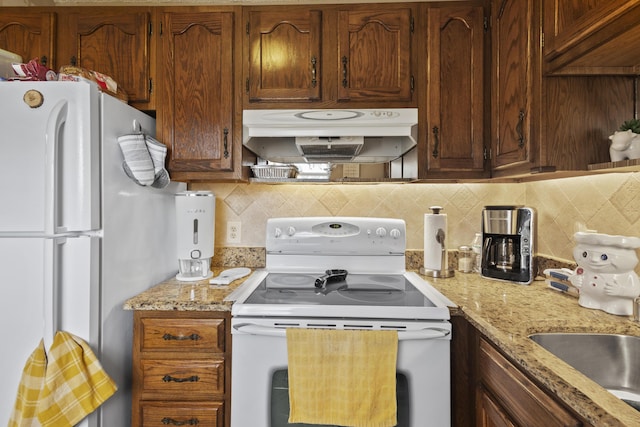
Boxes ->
[248,178,414,184]
[588,158,640,171]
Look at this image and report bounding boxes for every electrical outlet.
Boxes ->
[227,221,241,244]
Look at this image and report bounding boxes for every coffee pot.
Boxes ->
[481,206,535,284]
[175,191,215,281]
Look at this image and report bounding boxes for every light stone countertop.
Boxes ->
[123,268,640,426]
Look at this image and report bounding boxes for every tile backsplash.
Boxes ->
[192,171,640,263]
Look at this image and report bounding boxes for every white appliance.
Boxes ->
[243,109,418,163]
[0,81,186,426]
[175,190,215,281]
[228,217,454,427]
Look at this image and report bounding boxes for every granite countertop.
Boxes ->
[429,272,640,427]
[123,268,640,426]
[123,267,251,311]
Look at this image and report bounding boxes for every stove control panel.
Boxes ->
[266,217,406,255]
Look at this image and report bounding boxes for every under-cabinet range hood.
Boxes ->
[242,109,418,163]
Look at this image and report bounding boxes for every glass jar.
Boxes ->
[471,232,483,273]
[458,245,474,273]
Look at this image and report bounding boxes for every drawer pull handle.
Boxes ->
[163,333,201,341]
[161,417,200,425]
[162,375,200,383]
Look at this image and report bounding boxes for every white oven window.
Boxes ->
[270,369,410,427]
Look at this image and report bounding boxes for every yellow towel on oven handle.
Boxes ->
[9,331,117,427]
[286,328,398,427]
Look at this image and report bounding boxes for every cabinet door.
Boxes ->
[491,0,534,169]
[425,5,485,174]
[158,10,235,175]
[246,9,322,102]
[0,10,55,68]
[477,386,518,427]
[337,7,413,102]
[141,403,224,427]
[543,0,640,74]
[477,339,582,427]
[60,9,153,107]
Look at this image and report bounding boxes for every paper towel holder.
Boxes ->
[420,206,455,278]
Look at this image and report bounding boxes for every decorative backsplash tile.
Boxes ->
[193,171,640,264]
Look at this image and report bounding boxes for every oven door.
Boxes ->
[230,317,451,427]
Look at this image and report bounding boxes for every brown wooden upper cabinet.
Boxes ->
[244,4,415,107]
[490,0,634,177]
[57,8,154,109]
[422,4,487,178]
[543,0,640,75]
[246,9,322,103]
[0,9,56,68]
[157,7,247,181]
[491,0,536,171]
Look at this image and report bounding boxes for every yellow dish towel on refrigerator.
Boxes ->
[9,340,47,427]
[286,328,398,427]
[9,331,117,427]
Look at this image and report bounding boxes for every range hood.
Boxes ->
[243,109,418,163]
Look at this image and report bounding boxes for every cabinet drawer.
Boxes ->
[140,317,225,352]
[141,402,224,427]
[479,339,580,427]
[141,359,225,397]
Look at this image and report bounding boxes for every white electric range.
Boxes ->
[228,217,454,427]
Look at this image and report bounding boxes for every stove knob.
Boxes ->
[287,226,296,236]
[390,228,401,239]
[375,227,387,237]
[274,227,282,238]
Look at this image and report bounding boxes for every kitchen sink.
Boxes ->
[529,333,640,410]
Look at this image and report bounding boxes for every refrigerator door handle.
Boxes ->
[44,100,69,235]
[42,237,63,350]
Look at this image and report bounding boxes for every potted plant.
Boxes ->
[609,118,640,161]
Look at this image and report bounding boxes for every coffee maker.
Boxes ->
[175,191,215,281]
[481,206,535,284]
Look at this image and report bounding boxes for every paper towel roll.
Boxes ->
[424,212,447,271]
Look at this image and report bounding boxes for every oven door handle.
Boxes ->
[233,323,450,340]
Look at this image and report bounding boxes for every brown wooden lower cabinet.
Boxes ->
[477,338,582,427]
[452,316,589,427]
[132,311,231,427]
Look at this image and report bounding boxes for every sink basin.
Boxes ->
[529,333,640,410]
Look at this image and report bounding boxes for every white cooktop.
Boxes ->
[228,217,454,320]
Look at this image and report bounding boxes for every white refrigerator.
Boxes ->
[0,81,186,426]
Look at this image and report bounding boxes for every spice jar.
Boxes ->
[458,245,474,273]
